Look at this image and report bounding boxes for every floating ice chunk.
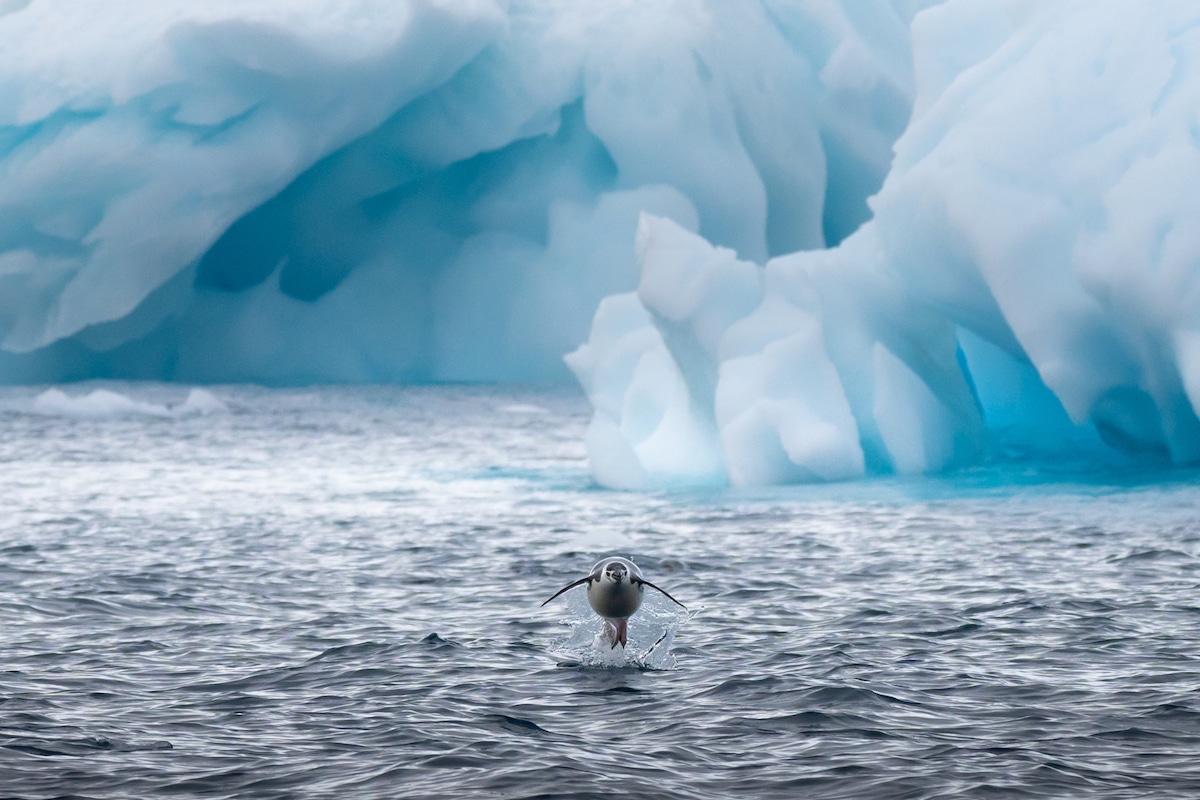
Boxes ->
[176,388,228,416]
[31,386,226,418]
[496,403,550,416]
[32,388,172,418]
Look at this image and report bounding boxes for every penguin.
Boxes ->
[541,557,686,648]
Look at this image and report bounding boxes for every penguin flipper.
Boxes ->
[637,578,687,610]
[540,576,591,606]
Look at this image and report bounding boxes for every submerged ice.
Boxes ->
[6,0,1200,486]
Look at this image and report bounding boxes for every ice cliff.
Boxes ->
[5,0,1200,486]
[0,0,924,383]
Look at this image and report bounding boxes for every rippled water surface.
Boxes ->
[2,384,1199,799]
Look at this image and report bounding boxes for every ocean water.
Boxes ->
[1,384,1198,799]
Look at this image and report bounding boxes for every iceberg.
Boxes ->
[571,0,1200,487]
[0,0,926,384]
[7,0,1198,487]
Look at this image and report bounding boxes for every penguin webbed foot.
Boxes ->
[603,618,628,649]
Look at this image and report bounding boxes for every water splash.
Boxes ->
[548,592,690,670]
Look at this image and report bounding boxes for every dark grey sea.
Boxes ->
[1,385,1198,798]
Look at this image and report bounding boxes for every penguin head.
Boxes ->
[593,556,642,587]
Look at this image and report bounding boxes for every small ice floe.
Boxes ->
[175,388,228,416]
[497,403,550,415]
[31,387,227,419]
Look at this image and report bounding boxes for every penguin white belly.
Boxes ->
[587,579,643,620]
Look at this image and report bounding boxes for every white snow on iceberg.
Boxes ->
[0,0,926,384]
[570,0,1200,487]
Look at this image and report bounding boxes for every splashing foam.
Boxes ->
[549,590,689,670]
